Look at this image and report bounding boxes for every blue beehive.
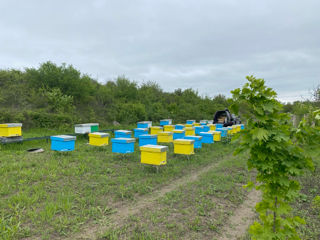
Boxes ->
[114,130,132,138]
[240,124,244,130]
[194,126,204,135]
[216,128,228,137]
[111,138,135,153]
[175,124,185,130]
[186,120,195,124]
[199,132,214,144]
[200,122,207,126]
[50,135,76,151]
[184,135,202,149]
[215,123,223,129]
[134,128,148,138]
[160,119,172,126]
[203,125,210,132]
[138,134,157,146]
[137,121,152,128]
[173,129,185,140]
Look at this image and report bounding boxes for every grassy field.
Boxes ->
[0,128,319,240]
[0,128,235,239]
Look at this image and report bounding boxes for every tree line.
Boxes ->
[0,62,231,129]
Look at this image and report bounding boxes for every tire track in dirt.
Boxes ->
[67,154,231,240]
[216,189,261,240]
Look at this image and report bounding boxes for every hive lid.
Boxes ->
[138,121,151,124]
[115,130,132,134]
[111,137,136,143]
[199,132,213,136]
[184,135,202,140]
[173,129,185,133]
[161,119,172,121]
[194,126,204,128]
[134,128,148,131]
[210,131,221,135]
[0,123,22,127]
[174,139,195,144]
[51,135,76,141]
[140,144,168,152]
[151,126,163,129]
[75,123,98,127]
[175,124,185,126]
[89,132,109,137]
[138,134,157,138]
[158,131,173,136]
[186,120,195,122]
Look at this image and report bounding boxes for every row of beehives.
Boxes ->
[0,120,244,167]
[51,120,244,167]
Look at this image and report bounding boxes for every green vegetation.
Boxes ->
[101,150,250,240]
[231,76,317,239]
[0,133,234,240]
[0,62,230,128]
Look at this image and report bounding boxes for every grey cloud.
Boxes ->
[0,0,319,102]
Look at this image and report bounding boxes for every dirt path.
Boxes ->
[67,156,229,240]
[216,189,261,240]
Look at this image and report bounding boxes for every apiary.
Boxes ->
[88,132,109,146]
[157,131,173,143]
[194,126,204,135]
[75,123,99,134]
[173,139,195,155]
[185,127,195,136]
[0,123,22,137]
[137,121,152,128]
[138,134,157,147]
[111,138,135,153]
[50,135,76,151]
[175,124,185,130]
[210,131,221,141]
[184,135,202,149]
[150,126,163,135]
[134,128,148,138]
[173,129,185,140]
[160,119,172,126]
[164,125,175,132]
[114,130,132,138]
[199,132,214,144]
[186,120,195,124]
[140,144,168,166]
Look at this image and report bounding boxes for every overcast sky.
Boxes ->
[0,0,319,102]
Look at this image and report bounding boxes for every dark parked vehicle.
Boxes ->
[213,109,241,127]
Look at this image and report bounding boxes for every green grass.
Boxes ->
[101,151,250,240]
[0,129,235,239]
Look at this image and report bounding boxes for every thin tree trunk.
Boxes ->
[273,196,277,232]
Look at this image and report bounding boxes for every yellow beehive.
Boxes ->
[193,123,200,126]
[174,139,195,155]
[150,126,163,135]
[140,144,168,166]
[157,131,173,143]
[232,125,238,134]
[163,125,175,132]
[185,124,193,128]
[0,123,22,137]
[207,124,216,131]
[236,125,241,132]
[210,131,221,142]
[185,127,195,136]
[227,127,233,135]
[88,132,109,146]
